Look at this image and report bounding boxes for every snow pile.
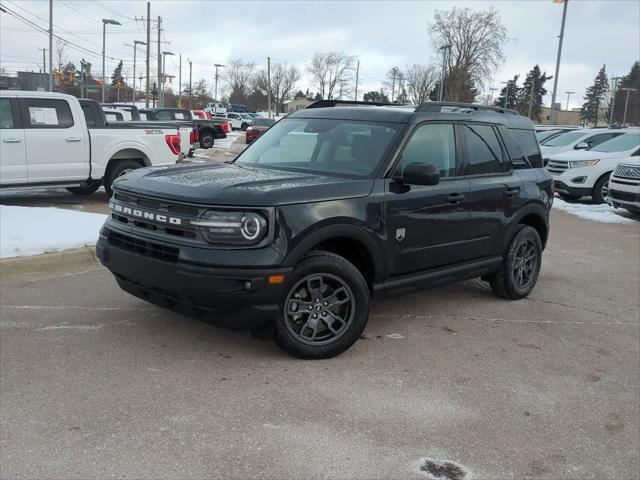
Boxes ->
[552,197,637,224]
[0,205,107,259]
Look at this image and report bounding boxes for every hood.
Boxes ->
[113,163,374,206]
[547,149,628,161]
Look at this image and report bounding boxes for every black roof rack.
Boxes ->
[306,100,392,109]
[415,102,519,115]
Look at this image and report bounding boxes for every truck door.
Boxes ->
[385,122,470,275]
[0,97,27,185]
[20,97,89,183]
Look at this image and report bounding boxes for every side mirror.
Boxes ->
[575,141,590,150]
[394,163,440,186]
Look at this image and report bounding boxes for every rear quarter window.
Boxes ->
[508,128,542,168]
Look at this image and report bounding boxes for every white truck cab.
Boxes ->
[0,91,185,195]
[204,102,227,116]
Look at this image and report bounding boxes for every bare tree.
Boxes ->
[55,40,67,72]
[224,58,255,97]
[271,63,300,113]
[428,7,507,102]
[308,52,356,99]
[405,64,438,104]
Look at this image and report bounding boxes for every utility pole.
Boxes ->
[339,80,345,100]
[438,45,451,102]
[391,66,398,103]
[550,0,569,125]
[157,16,162,107]
[48,0,53,91]
[267,57,272,118]
[354,60,360,101]
[178,54,182,108]
[41,48,46,75]
[145,2,150,107]
[188,60,192,109]
[489,87,497,105]
[502,81,510,109]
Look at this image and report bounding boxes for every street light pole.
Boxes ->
[564,91,575,111]
[102,19,121,102]
[48,0,53,91]
[132,41,146,104]
[489,87,497,105]
[391,66,398,103]
[609,76,622,125]
[501,81,510,109]
[620,88,638,124]
[549,0,569,125]
[214,63,225,114]
[438,45,451,102]
[161,51,174,108]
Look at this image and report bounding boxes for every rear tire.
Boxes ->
[104,160,143,197]
[200,132,214,149]
[66,180,101,195]
[241,123,249,131]
[273,251,370,359]
[489,226,542,300]
[591,174,610,204]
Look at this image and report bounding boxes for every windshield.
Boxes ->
[591,133,640,153]
[536,130,562,142]
[235,118,401,178]
[240,113,253,119]
[542,131,587,147]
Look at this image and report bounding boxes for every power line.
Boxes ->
[91,0,135,22]
[59,0,101,23]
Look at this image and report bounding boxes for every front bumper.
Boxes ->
[96,226,292,330]
[553,180,592,197]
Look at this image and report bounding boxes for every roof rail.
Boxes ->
[415,102,519,116]
[306,100,392,109]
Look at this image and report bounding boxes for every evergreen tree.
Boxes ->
[363,90,390,103]
[515,65,551,121]
[494,75,519,109]
[110,60,124,86]
[610,61,640,125]
[581,65,609,127]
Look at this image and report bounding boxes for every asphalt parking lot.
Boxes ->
[1,203,638,479]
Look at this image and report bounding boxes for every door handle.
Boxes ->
[503,187,521,197]
[2,138,21,143]
[65,137,81,142]
[445,193,465,204]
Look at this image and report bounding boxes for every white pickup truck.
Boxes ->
[0,91,189,196]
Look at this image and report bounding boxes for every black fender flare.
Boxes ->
[282,223,385,281]
[505,200,550,250]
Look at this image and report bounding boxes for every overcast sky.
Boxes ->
[1,0,639,108]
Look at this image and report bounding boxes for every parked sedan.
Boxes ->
[245,117,276,144]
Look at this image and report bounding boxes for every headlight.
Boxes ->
[569,159,599,168]
[192,210,268,245]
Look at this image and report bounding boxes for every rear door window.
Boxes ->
[0,98,15,129]
[22,98,74,128]
[463,124,504,175]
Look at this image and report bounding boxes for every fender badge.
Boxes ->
[396,228,406,242]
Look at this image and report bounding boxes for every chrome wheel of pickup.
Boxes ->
[284,273,355,346]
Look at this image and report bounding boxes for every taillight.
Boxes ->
[165,134,181,155]
[190,128,198,145]
[221,121,231,134]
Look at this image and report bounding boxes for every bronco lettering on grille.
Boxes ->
[109,202,182,225]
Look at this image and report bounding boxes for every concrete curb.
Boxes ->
[0,246,99,280]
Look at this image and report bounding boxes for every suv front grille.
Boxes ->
[613,163,640,180]
[108,231,179,263]
[546,160,569,174]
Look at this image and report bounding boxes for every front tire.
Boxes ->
[273,252,370,359]
[66,180,101,195]
[489,226,542,300]
[591,174,610,204]
[241,123,249,131]
[104,160,142,196]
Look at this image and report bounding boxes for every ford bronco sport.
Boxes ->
[97,100,552,359]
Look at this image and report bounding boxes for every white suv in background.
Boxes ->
[609,157,640,214]
[546,131,640,203]
[540,128,627,164]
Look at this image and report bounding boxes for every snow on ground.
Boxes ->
[552,197,638,224]
[0,205,107,259]
[210,131,242,150]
